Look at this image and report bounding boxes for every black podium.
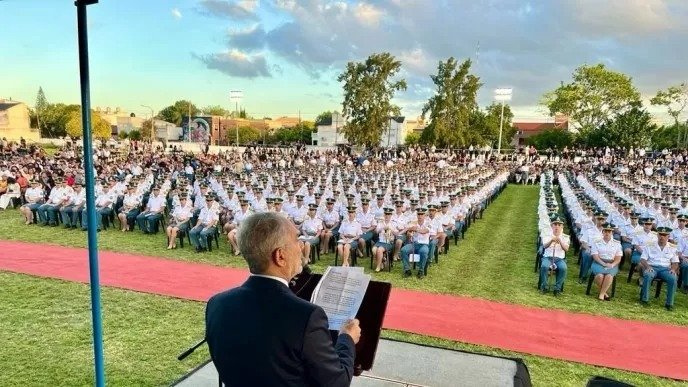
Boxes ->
[289,271,392,375]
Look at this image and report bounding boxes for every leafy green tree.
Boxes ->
[651,124,686,149]
[128,130,142,141]
[577,102,656,148]
[421,58,481,148]
[239,108,247,119]
[315,111,333,125]
[542,63,640,130]
[40,103,81,137]
[141,119,153,140]
[650,83,688,147]
[226,126,260,145]
[526,129,574,150]
[118,131,129,140]
[157,100,199,125]
[404,131,420,145]
[203,105,229,116]
[34,87,48,132]
[651,83,688,127]
[338,52,407,147]
[484,102,515,147]
[65,110,112,139]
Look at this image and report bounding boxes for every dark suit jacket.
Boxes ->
[206,276,356,387]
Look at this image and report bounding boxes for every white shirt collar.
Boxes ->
[251,274,289,287]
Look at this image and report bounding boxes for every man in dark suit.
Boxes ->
[206,212,361,386]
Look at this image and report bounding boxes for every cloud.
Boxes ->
[198,0,258,20]
[227,24,266,50]
[196,0,688,116]
[172,8,182,19]
[195,49,271,78]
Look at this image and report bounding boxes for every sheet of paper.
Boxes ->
[311,266,370,330]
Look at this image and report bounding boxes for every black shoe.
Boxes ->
[640,300,649,306]
[416,271,424,279]
[195,247,201,253]
[403,270,412,278]
[666,304,674,311]
[553,290,560,297]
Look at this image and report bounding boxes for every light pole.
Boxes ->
[141,104,154,142]
[494,88,513,154]
[229,90,243,145]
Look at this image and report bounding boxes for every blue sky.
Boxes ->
[1,0,687,121]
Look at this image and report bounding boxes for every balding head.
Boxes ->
[238,212,301,277]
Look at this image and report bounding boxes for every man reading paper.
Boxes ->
[206,212,361,387]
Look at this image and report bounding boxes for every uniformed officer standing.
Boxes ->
[640,227,679,310]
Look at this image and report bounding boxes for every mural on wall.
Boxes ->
[182,116,211,143]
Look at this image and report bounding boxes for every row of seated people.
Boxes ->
[558,171,686,311]
[15,167,509,279]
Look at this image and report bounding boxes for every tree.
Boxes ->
[141,119,153,139]
[526,129,574,150]
[128,130,142,141]
[484,102,516,147]
[338,52,407,147]
[315,111,333,125]
[577,102,656,149]
[35,87,48,132]
[157,100,199,125]
[65,110,112,139]
[421,58,482,148]
[40,103,81,137]
[651,124,686,149]
[542,63,640,130]
[404,132,420,145]
[202,105,229,116]
[238,108,248,119]
[226,126,260,145]
[651,83,688,147]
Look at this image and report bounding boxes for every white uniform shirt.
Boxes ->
[543,233,570,259]
[591,238,622,262]
[338,219,362,242]
[301,216,323,236]
[375,220,398,243]
[320,209,340,228]
[632,230,658,250]
[356,209,376,229]
[641,242,679,268]
[147,195,166,213]
[412,219,432,244]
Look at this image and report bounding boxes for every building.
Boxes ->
[406,116,426,134]
[0,99,39,141]
[312,112,346,146]
[511,114,569,148]
[313,113,413,147]
[154,120,181,141]
[379,117,407,147]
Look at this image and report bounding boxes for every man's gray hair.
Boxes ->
[238,212,292,274]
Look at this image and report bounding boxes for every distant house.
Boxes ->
[312,113,412,147]
[511,115,569,148]
[0,99,39,141]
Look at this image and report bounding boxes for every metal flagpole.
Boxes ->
[75,1,105,386]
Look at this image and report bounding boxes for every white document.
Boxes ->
[409,254,420,262]
[310,266,371,330]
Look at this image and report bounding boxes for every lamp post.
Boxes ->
[75,1,105,386]
[141,104,154,142]
[229,90,243,145]
[494,88,513,154]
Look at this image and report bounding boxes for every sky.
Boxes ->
[1,0,687,122]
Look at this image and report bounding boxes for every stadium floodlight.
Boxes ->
[494,88,513,153]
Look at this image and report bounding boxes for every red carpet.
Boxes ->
[1,240,687,381]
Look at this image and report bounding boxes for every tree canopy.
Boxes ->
[226,126,260,145]
[65,110,112,140]
[202,105,230,117]
[157,100,199,125]
[338,52,407,147]
[421,58,481,148]
[542,63,640,130]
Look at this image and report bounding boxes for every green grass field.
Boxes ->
[1,272,684,387]
[1,184,687,386]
